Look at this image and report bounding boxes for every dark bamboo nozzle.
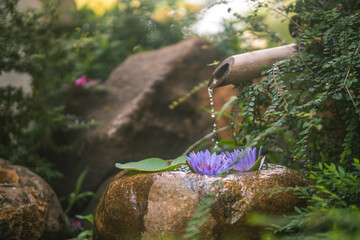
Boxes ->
[208,44,296,89]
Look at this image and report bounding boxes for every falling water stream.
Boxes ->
[208,87,218,149]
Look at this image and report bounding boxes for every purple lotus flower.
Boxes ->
[185,147,264,175]
[185,150,234,175]
[226,146,263,172]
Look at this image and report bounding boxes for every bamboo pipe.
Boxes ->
[208,44,297,88]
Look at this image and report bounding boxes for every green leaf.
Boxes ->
[181,126,229,155]
[294,206,302,213]
[332,92,342,100]
[115,156,186,172]
[75,214,94,224]
[64,215,71,234]
[76,230,93,240]
[76,191,94,200]
[171,155,187,166]
[338,166,345,175]
[248,156,266,171]
[217,96,237,120]
[74,170,88,196]
[116,158,169,171]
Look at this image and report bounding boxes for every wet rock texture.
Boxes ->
[93,164,309,240]
[56,37,221,196]
[0,159,65,240]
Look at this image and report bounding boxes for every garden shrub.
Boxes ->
[218,0,360,238]
[228,0,360,169]
[0,0,196,181]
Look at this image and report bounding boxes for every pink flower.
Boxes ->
[75,75,87,88]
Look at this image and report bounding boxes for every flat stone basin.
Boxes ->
[93,164,309,240]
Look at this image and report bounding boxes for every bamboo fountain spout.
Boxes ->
[208,44,297,88]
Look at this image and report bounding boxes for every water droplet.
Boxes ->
[208,87,219,148]
[208,87,213,98]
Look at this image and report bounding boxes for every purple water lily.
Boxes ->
[185,150,234,175]
[185,147,264,175]
[226,146,263,172]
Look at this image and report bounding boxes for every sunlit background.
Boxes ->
[74,0,250,34]
[73,0,292,42]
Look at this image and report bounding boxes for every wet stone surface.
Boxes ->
[0,159,65,240]
[93,164,310,240]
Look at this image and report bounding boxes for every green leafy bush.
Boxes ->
[1,0,67,180]
[228,0,360,169]
[0,0,194,181]
[268,159,360,239]
[216,0,360,238]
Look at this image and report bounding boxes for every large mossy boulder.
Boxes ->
[93,164,309,240]
[0,159,65,240]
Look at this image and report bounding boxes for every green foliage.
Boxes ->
[115,155,186,172]
[169,80,209,109]
[208,0,360,239]
[63,170,94,238]
[0,0,193,181]
[58,0,196,82]
[64,170,94,215]
[75,214,93,240]
[228,0,360,169]
[0,0,71,180]
[310,160,360,208]
[248,156,266,171]
[264,159,360,239]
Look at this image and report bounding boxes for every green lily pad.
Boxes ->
[248,156,266,171]
[115,155,186,172]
